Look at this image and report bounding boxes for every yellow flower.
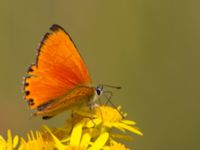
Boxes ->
[19,130,54,150]
[0,129,19,150]
[85,105,143,136]
[72,105,143,148]
[44,122,109,150]
[0,104,143,149]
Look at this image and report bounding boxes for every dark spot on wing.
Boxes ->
[42,116,53,120]
[37,100,55,111]
[27,66,34,72]
[28,99,35,106]
[25,91,30,96]
[50,24,63,32]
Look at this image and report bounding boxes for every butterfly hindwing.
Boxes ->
[34,85,95,117]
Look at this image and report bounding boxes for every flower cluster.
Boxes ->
[0,105,143,150]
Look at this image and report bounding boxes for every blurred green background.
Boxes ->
[0,0,200,149]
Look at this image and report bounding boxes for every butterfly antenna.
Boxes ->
[102,84,122,89]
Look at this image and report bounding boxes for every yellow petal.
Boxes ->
[121,120,136,125]
[116,123,143,136]
[27,133,31,142]
[89,132,109,150]
[13,135,19,148]
[44,125,65,149]
[80,133,91,148]
[60,137,70,143]
[123,113,127,117]
[0,136,6,150]
[30,130,35,141]
[85,118,102,128]
[112,123,126,133]
[0,135,6,143]
[70,123,83,145]
[117,106,122,110]
[7,129,12,150]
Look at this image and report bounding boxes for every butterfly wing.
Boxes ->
[24,24,92,111]
[34,85,95,118]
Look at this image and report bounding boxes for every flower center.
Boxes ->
[94,106,122,123]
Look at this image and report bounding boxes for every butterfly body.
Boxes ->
[24,24,96,119]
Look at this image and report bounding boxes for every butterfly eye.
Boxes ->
[96,89,101,95]
[96,87,103,96]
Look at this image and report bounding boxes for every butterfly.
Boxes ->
[23,24,104,119]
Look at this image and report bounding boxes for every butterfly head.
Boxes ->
[94,84,121,98]
[93,84,122,102]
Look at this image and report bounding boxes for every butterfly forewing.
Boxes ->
[24,24,92,114]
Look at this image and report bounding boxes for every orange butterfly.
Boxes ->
[23,24,104,119]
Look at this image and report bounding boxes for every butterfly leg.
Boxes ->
[103,91,113,105]
[103,91,125,118]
